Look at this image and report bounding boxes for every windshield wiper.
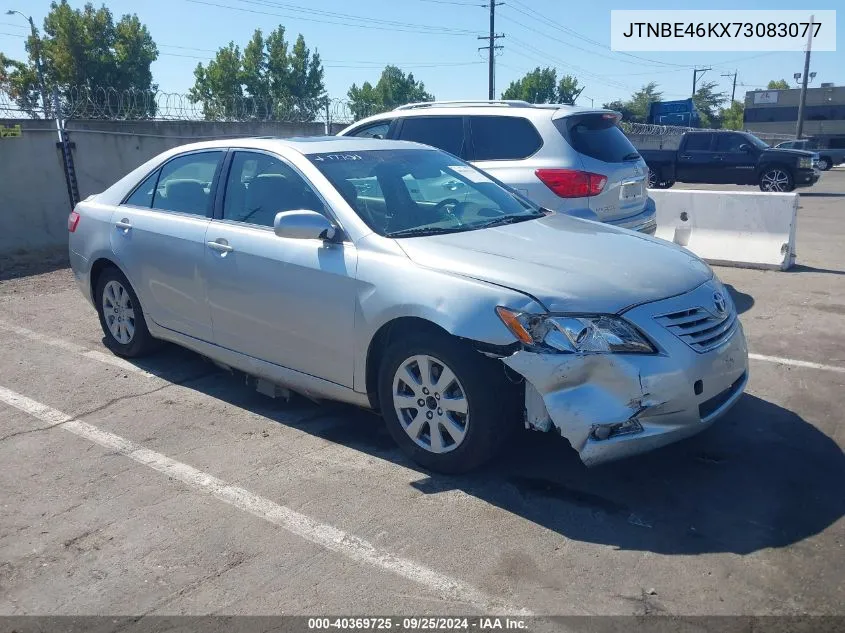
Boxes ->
[471,215,538,230]
[622,152,642,161]
[386,226,465,238]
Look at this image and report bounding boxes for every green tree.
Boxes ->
[557,74,584,104]
[347,65,434,120]
[189,26,325,121]
[693,80,728,128]
[501,67,558,103]
[2,1,158,118]
[604,82,662,122]
[767,79,790,90]
[720,100,745,130]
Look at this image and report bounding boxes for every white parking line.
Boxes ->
[748,353,845,374]
[0,385,530,616]
[0,320,154,377]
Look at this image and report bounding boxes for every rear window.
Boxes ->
[469,116,542,161]
[683,134,713,151]
[560,115,639,163]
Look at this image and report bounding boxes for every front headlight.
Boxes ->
[496,307,655,354]
[799,158,812,169]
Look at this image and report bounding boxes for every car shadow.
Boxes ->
[799,192,845,197]
[786,264,845,276]
[724,283,754,315]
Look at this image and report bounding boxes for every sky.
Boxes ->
[0,0,842,108]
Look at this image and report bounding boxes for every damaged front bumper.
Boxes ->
[502,286,749,467]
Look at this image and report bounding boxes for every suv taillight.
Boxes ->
[535,169,607,198]
[68,210,80,232]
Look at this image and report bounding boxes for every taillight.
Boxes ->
[535,169,607,198]
[68,210,80,232]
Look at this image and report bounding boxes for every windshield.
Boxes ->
[745,133,769,150]
[307,149,543,238]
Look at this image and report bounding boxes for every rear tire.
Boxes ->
[378,331,519,473]
[759,167,794,192]
[95,267,158,358]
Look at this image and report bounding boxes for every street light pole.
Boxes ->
[6,10,49,118]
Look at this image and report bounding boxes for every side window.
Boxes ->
[222,151,326,227]
[469,116,542,161]
[152,151,223,216]
[714,134,746,153]
[349,121,391,139]
[683,134,713,152]
[123,170,159,207]
[398,116,464,157]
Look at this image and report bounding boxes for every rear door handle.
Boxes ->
[679,154,691,160]
[207,239,234,254]
[115,219,132,231]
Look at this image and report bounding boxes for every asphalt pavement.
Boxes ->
[0,169,843,620]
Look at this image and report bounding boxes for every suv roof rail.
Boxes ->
[393,100,536,111]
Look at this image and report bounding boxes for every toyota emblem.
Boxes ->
[713,292,727,315]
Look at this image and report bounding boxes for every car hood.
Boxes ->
[396,214,712,314]
[762,147,816,159]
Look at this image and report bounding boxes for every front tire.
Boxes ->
[759,167,794,192]
[378,332,518,473]
[817,157,831,171]
[95,267,158,358]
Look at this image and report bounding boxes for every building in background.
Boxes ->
[743,84,845,148]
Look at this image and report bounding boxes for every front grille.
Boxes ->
[655,304,738,353]
[699,372,746,420]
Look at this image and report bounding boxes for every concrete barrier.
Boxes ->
[648,189,799,271]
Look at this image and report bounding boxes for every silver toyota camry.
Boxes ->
[69,136,748,473]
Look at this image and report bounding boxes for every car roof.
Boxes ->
[346,102,615,128]
[155,135,433,156]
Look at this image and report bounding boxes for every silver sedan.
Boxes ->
[68,137,748,473]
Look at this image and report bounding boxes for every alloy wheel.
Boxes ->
[102,280,135,344]
[817,158,830,171]
[761,169,790,192]
[392,354,469,454]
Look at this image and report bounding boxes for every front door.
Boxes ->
[110,150,224,341]
[203,150,358,388]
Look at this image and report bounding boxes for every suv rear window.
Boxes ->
[469,116,542,160]
[559,114,639,163]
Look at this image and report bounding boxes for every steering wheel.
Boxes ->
[432,198,460,216]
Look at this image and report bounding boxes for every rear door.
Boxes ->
[110,150,223,341]
[468,115,544,198]
[675,133,715,182]
[713,133,758,184]
[559,113,648,223]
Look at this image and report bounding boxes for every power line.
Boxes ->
[183,0,483,37]
[505,0,691,68]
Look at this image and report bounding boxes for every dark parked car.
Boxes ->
[642,131,820,192]
[775,139,845,171]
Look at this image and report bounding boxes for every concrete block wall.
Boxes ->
[0,119,335,258]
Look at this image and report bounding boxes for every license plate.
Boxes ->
[621,181,644,200]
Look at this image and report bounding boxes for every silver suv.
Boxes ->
[338,100,656,234]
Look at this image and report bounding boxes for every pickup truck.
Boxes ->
[641,130,820,192]
[775,139,845,171]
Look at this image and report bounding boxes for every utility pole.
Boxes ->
[6,10,49,118]
[692,66,712,96]
[721,70,738,102]
[796,14,814,139]
[477,2,504,99]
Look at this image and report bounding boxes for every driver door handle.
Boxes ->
[115,219,132,231]
[207,239,234,254]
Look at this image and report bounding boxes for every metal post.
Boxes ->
[53,88,79,208]
[796,15,814,139]
[721,71,738,103]
[6,11,49,117]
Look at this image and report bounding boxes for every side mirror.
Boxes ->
[273,210,338,241]
[738,143,751,153]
